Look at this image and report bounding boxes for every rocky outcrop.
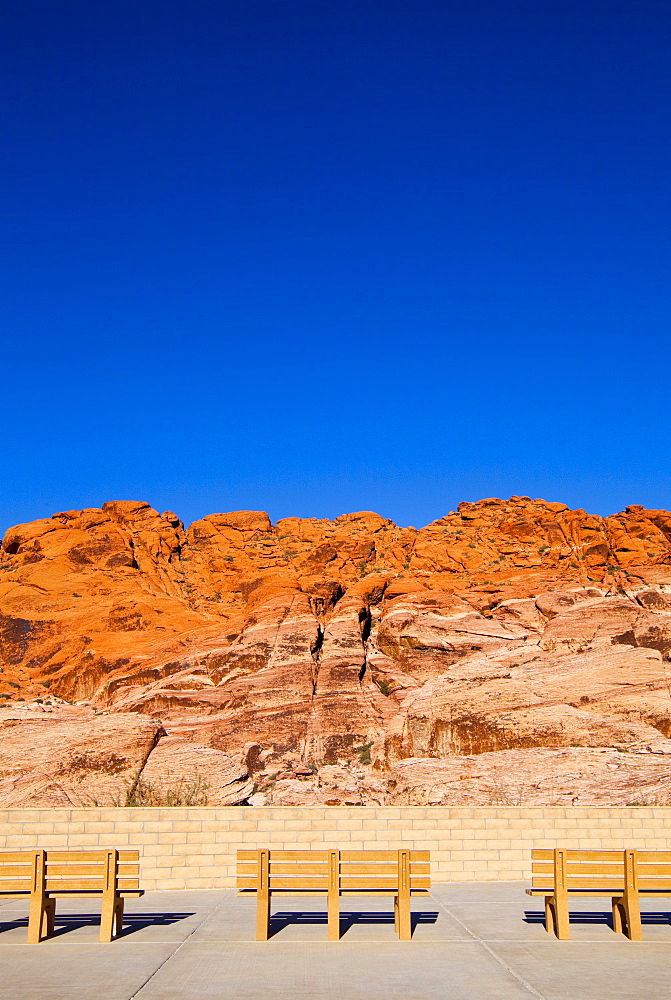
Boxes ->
[1,496,671,806]
[388,748,671,807]
[139,736,253,806]
[0,705,162,807]
[0,703,251,807]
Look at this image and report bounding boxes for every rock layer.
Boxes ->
[1,496,671,805]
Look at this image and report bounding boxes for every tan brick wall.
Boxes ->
[1,807,669,890]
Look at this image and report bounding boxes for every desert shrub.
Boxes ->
[353,742,374,765]
[124,775,210,807]
[92,772,210,808]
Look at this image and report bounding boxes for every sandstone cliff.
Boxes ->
[2,496,671,806]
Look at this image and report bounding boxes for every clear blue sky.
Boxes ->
[2,1,670,534]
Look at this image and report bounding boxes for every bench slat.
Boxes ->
[623,866,671,878]
[46,865,104,876]
[238,877,431,890]
[531,878,625,891]
[237,850,330,862]
[237,877,330,890]
[45,890,144,898]
[238,849,430,862]
[266,877,329,890]
[0,853,39,864]
[637,852,671,863]
[44,879,140,891]
[0,866,37,877]
[266,864,329,876]
[340,851,429,862]
[531,863,630,877]
[45,864,139,877]
[240,863,431,875]
[339,853,399,862]
[341,877,431,891]
[527,888,625,897]
[341,862,431,875]
[270,854,328,863]
[46,851,139,863]
[236,867,329,878]
[45,852,109,863]
[531,850,624,863]
[340,864,398,876]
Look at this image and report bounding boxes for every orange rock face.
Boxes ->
[2,496,671,805]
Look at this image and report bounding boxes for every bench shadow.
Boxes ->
[0,912,195,940]
[524,910,671,929]
[268,910,439,939]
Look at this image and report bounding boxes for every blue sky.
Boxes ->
[2,1,670,533]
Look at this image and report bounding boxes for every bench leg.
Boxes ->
[100,895,114,943]
[27,894,50,944]
[612,896,625,934]
[549,894,570,940]
[256,890,270,941]
[394,895,399,934]
[327,888,340,941]
[114,897,125,939]
[397,892,411,941]
[544,896,555,935]
[555,897,570,940]
[613,892,643,941]
[100,892,124,942]
[43,898,55,939]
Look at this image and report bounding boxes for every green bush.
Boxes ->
[353,742,374,765]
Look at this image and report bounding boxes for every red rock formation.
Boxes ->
[0,705,163,807]
[1,496,671,805]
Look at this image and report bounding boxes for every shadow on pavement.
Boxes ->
[0,911,196,940]
[268,909,439,939]
[524,909,671,929]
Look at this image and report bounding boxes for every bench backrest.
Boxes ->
[238,850,331,892]
[44,850,141,894]
[628,851,671,893]
[237,849,430,893]
[339,851,430,893]
[532,848,671,896]
[0,851,44,896]
[531,850,627,893]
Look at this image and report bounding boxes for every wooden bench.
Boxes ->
[526,848,671,941]
[0,849,143,942]
[237,849,430,940]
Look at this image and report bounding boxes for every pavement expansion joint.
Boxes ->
[433,897,546,1000]
[128,899,226,1000]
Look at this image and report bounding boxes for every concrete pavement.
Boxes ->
[0,882,667,999]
